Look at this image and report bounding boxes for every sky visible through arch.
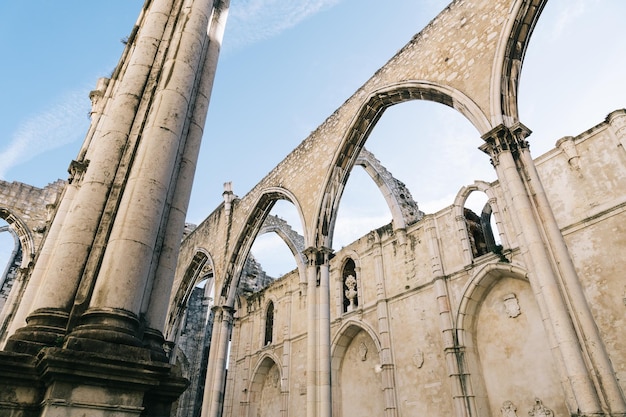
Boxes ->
[0,0,624,277]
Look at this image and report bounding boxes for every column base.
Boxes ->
[0,344,188,417]
[68,307,143,348]
[4,308,68,355]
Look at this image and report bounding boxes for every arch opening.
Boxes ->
[332,98,495,250]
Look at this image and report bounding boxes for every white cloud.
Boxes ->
[0,88,90,180]
[549,0,589,40]
[226,0,342,49]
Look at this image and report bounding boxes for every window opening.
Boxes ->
[264,301,274,345]
[342,258,358,313]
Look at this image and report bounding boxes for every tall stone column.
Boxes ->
[0,0,230,415]
[513,124,626,415]
[425,217,473,417]
[371,236,399,417]
[201,305,234,417]
[4,0,176,352]
[317,247,333,417]
[70,0,219,349]
[303,247,319,417]
[137,0,229,359]
[480,125,603,415]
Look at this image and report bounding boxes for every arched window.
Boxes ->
[342,258,358,313]
[264,301,274,345]
[464,191,500,258]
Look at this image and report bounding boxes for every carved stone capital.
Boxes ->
[480,123,532,165]
[303,246,334,266]
[67,159,89,184]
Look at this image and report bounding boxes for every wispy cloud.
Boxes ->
[226,0,342,49]
[0,88,91,180]
[549,0,594,40]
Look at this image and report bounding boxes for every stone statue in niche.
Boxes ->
[503,293,521,318]
[501,400,519,417]
[345,275,358,312]
[528,398,553,417]
[358,342,368,361]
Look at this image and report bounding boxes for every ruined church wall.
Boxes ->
[221,112,626,416]
[534,111,626,394]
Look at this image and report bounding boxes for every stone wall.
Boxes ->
[180,111,626,417]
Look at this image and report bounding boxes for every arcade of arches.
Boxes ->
[0,1,625,417]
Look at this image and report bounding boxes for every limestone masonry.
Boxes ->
[0,0,625,417]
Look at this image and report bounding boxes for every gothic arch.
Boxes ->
[455,262,565,416]
[246,354,285,417]
[262,298,277,347]
[456,262,530,345]
[315,81,491,248]
[490,0,548,126]
[257,214,306,283]
[355,147,423,230]
[330,320,388,417]
[0,208,35,269]
[165,248,214,340]
[222,187,306,307]
[453,181,507,263]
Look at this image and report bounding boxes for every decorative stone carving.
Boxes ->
[412,349,424,368]
[358,342,368,361]
[345,274,358,312]
[503,293,521,318]
[271,367,280,389]
[528,398,553,417]
[68,159,89,185]
[501,400,519,417]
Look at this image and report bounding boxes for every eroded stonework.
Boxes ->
[1,0,625,416]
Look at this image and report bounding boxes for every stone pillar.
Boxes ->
[303,247,318,417]
[371,236,399,417]
[281,291,293,417]
[513,124,626,415]
[5,0,176,352]
[5,161,82,349]
[142,0,230,359]
[317,247,332,417]
[480,124,603,415]
[0,0,230,415]
[70,0,218,348]
[425,217,473,417]
[201,305,234,417]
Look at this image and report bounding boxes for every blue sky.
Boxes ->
[1,0,625,277]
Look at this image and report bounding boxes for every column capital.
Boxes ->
[211,305,235,324]
[67,159,90,184]
[479,123,532,165]
[302,246,334,265]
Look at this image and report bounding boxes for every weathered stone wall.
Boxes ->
[0,179,65,319]
[174,286,213,417]
[204,112,626,417]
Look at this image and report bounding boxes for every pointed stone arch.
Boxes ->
[355,147,423,230]
[222,187,307,307]
[257,214,306,284]
[245,353,286,417]
[455,262,566,416]
[166,248,214,340]
[490,0,548,126]
[315,81,491,248]
[331,320,390,417]
[0,208,35,269]
[453,181,508,264]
